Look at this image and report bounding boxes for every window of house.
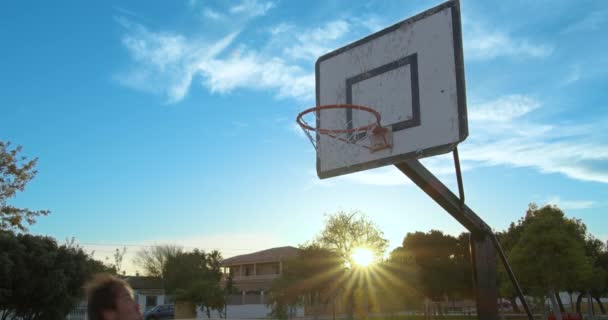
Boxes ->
[244,264,254,276]
[257,262,280,275]
[146,295,158,309]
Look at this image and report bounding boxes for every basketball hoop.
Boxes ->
[296,104,392,153]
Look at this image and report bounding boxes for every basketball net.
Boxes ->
[296,105,392,160]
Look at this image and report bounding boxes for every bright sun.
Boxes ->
[351,248,374,267]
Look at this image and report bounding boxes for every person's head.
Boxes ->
[85,273,142,320]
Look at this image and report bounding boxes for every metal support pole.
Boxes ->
[453,147,465,203]
[395,159,534,320]
[470,232,499,320]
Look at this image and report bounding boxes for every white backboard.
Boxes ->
[315,0,468,179]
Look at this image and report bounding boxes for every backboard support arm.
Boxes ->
[453,147,465,203]
[394,159,533,320]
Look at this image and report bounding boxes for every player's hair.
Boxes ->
[85,273,132,320]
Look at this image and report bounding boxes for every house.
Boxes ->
[220,246,302,318]
[222,246,299,302]
[124,276,167,313]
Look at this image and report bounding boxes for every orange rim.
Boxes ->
[296,104,382,134]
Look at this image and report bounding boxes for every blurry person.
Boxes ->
[85,273,143,320]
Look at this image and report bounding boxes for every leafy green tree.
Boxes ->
[314,211,389,319]
[223,272,237,318]
[0,141,49,232]
[316,210,389,266]
[0,231,108,320]
[383,246,423,310]
[163,249,225,318]
[507,204,592,318]
[497,221,527,312]
[399,230,472,315]
[134,244,183,278]
[578,236,607,314]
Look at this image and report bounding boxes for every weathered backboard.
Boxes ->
[315,0,467,179]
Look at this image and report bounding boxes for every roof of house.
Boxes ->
[124,276,164,290]
[222,246,299,265]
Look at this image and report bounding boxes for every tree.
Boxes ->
[223,272,237,318]
[267,245,344,320]
[507,204,592,319]
[0,141,49,232]
[578,236,607,314]
[316,211,389,266]
[134,244,183,278]
[383,246,423,311]
[497,221,528,313]
[399,230,472,315]
[163,249,225,318]
[106,247,127,275]
[0,231,108,320]
[313,211,389,319]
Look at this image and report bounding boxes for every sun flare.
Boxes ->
[352,248,374,267]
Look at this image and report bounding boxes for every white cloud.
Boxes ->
[460,138,608,183]
[284,20,350,61]
[458,94,608,184]
[359,16,385,33]
[116,19,314,103]
[469,95,541,122]
[197,52,315,101]
[269,23,294,35]
[464,24,553,60]
[545,196,595,210]
[421,154,472,176]
[203,8,224,21]
[230,0,275,17]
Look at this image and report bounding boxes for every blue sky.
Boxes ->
[2,0,607,273]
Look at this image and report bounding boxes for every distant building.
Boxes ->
[220,246,302,318]
[222,246,299,302]
[124,276,167,312]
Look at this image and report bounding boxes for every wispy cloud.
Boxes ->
[112,5,139,18]
[269,23,294,35]
[230,0,275,17]
[203,8,224,21]
[284,20,350,61]
[469,95,541,122]
[545,196,595,210]
[359,16,385,33]
[459,95,608,184]
[116,18,314,103]
[464,23,553,60]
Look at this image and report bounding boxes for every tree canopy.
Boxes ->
[398,230,472,302]
[507,204,592,297]
[134,244,183,278]
[0,141,49,232]
[315,210,389,266]
[0,231,108,320]
[163,249,225,318]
